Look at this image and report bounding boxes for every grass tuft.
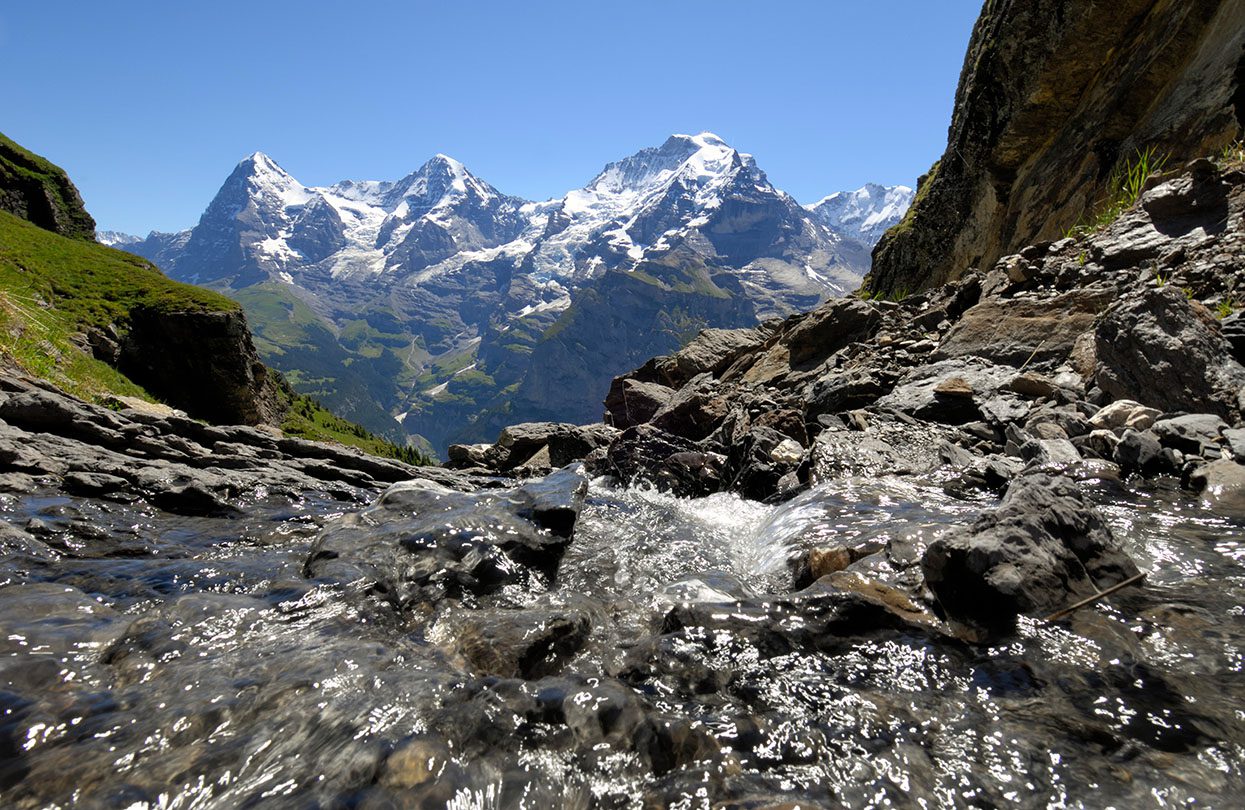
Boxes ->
[1065,147,1169,238]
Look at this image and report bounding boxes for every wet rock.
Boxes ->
[431,674,662,771]
[1223,428,1245,462]
[923,474,1140,637]
[151,484,242,517]
[0,472,39,494]
[943,454,1025,498]
[1113,429,1178,476]
[437,606,592,679]
[1075,429,1121,460]
[0,520,56,560]
[378,737,455,790]
[1189,459,1245,513]
[603,378,675,429]
[650,586,942,662]
[725,426,803,502]
[790,543,885,590]
[0,583,122,654]
[1095,287,1245,421]
[62,471,130,497]
[599,424,726,497]
[1152,413,1227,457]
[810,417,950,482]
[304,466,590,608]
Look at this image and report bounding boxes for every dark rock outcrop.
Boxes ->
[0,371,477,513]
[0,132,96,240]
[868,0,1245,295]
[115,306,283,426]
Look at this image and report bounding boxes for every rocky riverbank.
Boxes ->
[0,371,487,516]
[449,157,1245,637]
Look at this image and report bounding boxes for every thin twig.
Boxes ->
[1018,339,1048,372]
[1045,571,1148,622]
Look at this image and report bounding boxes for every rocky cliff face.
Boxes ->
[0,133,97,240]
[111,307,283,426]
[868,0,1245,294]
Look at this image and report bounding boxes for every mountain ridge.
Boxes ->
[115,134,910,452]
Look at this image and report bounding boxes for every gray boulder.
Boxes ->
[923,474,1139,636]
[1095,287,1245,421]
[603,378,675,429]
[877,358,1018,425]
[1152,413,1228,458]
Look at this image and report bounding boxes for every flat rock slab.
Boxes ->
[934,287,1115,367]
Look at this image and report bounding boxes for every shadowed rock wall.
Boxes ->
[868,0,1245,294]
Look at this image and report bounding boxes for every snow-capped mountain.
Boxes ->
[122,133,883,452]
[144,151,528,287]
[509,133,866,308]
[96,230,141,247]
[806,183,914,246]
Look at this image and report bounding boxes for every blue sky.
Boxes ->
[3,1,982,234]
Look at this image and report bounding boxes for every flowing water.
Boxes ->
[0,473,1243,808]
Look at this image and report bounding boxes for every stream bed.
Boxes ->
[0,473,1242,808]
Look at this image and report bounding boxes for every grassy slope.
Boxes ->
[0,210,234,399]
[230,283,413,444]
[277,385,431,464]
[0,211,429,462]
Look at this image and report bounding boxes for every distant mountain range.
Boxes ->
[806,183,914,246]
[105,133,911,452]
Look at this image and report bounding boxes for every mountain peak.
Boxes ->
[428,153,465,170]
[237,151,286,175]
[385,153,498,208]
[669,131,729,150]
[586,132,746,198]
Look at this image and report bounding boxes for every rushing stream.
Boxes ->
[1,473,1242,808]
